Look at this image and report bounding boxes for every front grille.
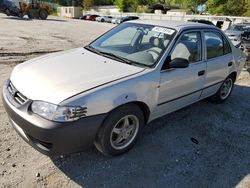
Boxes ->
[7,81,28,106]
[71,107,87,119]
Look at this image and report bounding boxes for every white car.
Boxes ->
[2,20,246,156]
[96,16,113,23]
[111,17,122,24]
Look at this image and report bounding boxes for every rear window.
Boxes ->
[205,31,231,59]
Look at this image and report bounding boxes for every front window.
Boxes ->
[170,31,202,64]
[87,23,176,67]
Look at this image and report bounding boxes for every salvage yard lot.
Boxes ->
[0,13,250,188]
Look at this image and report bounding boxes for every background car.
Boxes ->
[111,17,122,24]
[79,14,90,20]
[0,0,21,17]
[188,19,215,26]
[117,16,139,24]
[96,16,113,23]
[85,14,100,21]
[224,24,249,46]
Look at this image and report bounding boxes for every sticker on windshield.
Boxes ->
[152,27,175,35]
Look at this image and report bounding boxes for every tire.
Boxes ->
[209,75,235,103]
[18,12,23,18]
[39,9,48,20]
[27,10,34,19]
[95,104,144,156]
[5,9,10,16]
[101,19,105,22]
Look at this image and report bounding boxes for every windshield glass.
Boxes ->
[87,23,176,67]
[230,25,247,31]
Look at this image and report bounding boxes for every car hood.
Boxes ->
[225,30,242,36]
[10,48,145,104]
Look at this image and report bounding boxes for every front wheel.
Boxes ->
[39,9,48,20]
[18,12,23,18]
[95,104,144,156]
[210,75,235,103]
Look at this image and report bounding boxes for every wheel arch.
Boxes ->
[102,101,151,126]
[229,71,237,82]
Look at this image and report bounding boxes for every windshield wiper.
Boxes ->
[84,45,148,68]
[84,45,101,55]
[98,51,133,65]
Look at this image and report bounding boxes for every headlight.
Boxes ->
[31,101,87,122]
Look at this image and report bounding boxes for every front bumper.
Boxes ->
[2,80,106,155]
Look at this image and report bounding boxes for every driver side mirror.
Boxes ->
[163,57,189,69]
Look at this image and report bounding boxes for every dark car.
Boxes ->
[0,0,21,17]
[79,14,90,20]
[118,16,139,24]
[188,19,215,26]
[85,14,100,21]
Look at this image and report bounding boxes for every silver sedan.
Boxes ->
[2,20,246,156]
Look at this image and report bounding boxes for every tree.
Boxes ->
[83,0,93,10]
[93,0,114,5]
[115,0,155,12]
[206,0,246,16]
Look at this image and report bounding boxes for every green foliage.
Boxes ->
[83,0,93,10]
[206,0,246,16]
[93,0,114,5]
[114,0,155,12]
[54,0,250,16]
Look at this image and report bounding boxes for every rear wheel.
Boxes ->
[39,9,48,20]
[95,104,144,156]
[210,75,235,103]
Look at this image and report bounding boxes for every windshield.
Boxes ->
[230,25,247,31]
[87,23,176,67]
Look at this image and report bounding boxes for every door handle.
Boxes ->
[198,70,205,76]
[228,62,233,67]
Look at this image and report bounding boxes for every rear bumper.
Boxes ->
[2,80,106,155]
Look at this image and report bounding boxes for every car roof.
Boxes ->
[128,20,216,31]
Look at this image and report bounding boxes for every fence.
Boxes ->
[85,11,250,25]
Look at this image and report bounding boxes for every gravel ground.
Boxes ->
[0,13,250,188]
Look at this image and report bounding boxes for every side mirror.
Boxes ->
[167,58,189,69]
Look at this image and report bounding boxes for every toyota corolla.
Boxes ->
[2,20,246,156]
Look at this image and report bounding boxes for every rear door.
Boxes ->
[200,30,233,98]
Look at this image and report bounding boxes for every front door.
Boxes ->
[156,31,206,118]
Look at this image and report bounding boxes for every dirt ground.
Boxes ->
[0,13,250,188]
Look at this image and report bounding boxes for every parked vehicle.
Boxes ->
[117,16,139,24]
[188,19,215,26]
[19,0,51,20]
[241,28,250,64]
[0,0,22,17]
[96,16,113,23]
[85,14,100,21]
[2,20,246,156]
[224,24,250,46]
[111,17,122,24]
[79,14,90,20]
